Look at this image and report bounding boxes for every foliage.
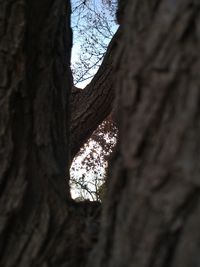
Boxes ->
[70,116,117,201]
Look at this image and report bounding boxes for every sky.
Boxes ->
[71,43,93,88]
[71,0,118,88]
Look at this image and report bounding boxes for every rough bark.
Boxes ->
[0,1,101,267]
[89,1,200,267]
[2,0,200,266]
[70,28,120,160]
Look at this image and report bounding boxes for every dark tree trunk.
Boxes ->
[0,0,71,265]
[89,1,200,267]
[0,1,100,267]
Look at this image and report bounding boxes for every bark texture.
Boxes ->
[89,0,200,267]
[0,0,71,265]
[0,1,100,267]
[2,0,200,266]
[70,28,120,160]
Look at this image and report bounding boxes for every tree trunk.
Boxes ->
[70,28,120,160]
[89,1,200,267]
[0,1,100,267]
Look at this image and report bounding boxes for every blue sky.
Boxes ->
[71,0,118,88]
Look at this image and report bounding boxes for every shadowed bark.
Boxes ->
[88,1,200,267]
[0,0,71,265]
[0,1,100,266]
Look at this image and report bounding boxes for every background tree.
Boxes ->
[70,0,118,200]
[70,116,117,201]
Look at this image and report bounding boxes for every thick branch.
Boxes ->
[70,28,120,160]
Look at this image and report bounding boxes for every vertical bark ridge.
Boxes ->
[0,1,73,266]
[89,1,200,267]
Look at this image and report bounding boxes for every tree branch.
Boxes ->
[70,27,120,161]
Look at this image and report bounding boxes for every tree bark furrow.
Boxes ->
[89,1,200,267]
